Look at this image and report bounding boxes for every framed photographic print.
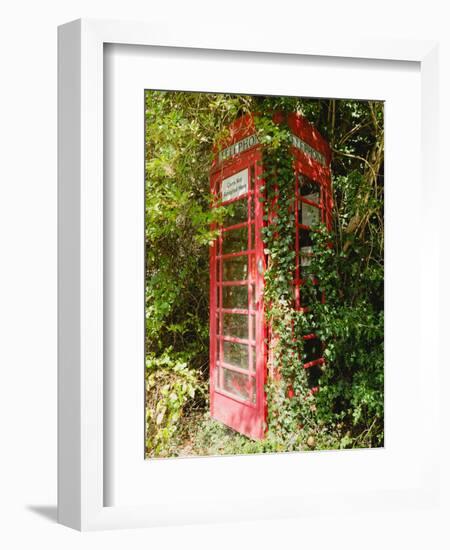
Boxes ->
[142,92,382,455]
[58,18,440,530]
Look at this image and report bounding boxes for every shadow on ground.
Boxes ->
[27,505,57,523]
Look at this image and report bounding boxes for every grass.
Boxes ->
[146,407,359,459]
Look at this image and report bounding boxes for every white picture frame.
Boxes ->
[58,18,440,531]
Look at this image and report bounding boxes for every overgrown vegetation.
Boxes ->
[145,91,384,457]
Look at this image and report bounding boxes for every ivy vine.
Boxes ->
[255,113,321,449]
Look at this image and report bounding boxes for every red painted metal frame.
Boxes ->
[209,112,332,439]
[210,115,266,439]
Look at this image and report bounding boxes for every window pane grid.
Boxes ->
[292,170,326,368]
[220,335,256,345]
[214,163,258,403]
[221,220,254,233]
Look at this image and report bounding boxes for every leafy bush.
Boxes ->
[309,224,384,447]
[145,350,207,457]
[256,98,384,448]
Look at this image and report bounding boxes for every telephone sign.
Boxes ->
[221,168,249,201]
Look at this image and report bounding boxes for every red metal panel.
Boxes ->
[213,392,261,439]
[290,114,332,391]
[303,358,325,369]
[287,112,332,165]
[290,115,332,403]
[254,153,267,436]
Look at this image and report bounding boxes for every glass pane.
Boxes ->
[222,285,248,309]
[221,368,252,401]
[300,281,321,306]
[299,286,310,307]
[216,259,220,281]
[299,229,312,247]
[303,192,320,205]
[222,255,248,280]
[250,314,255,341]
[299,200,320,227]
[251,345,256,370]
[300,245,313,280]
[223,199,248,227]
[223,341,249,369]
[222,226,249,255]
[212,178,220,199]
[215,364,220,388]
[223,313,248,339]
[300,246,313,266]
[300,267,312,281]
[303,338,322,362]
[299,174,320,196]
[307,364,322,388]
[216,337,220,361]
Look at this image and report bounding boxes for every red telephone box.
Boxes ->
[209,113,332,440]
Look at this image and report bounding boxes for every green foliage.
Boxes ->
[255,112,320,449]
[298,223,385,447]
[255,97,384,449]
[145,91,254,455]
[145,91,253,356]
[145,349,207,457]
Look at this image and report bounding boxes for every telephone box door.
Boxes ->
[210,151,266,440]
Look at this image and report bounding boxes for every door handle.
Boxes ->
[257,258,264,276]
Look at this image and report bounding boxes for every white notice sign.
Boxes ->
[221,168,248,202]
